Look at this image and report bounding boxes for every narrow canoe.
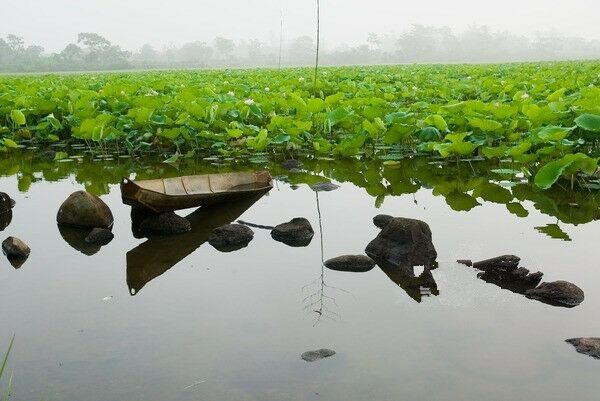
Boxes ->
[121,171,272,213]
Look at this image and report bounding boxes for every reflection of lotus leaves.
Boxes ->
[57,225,102,256]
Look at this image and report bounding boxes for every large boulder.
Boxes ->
[57,191,113,229]
[85,228,114,245]
[324,255,375,273]
[138,212,191,236]
[566,338,600,359]
[209,224,254,252]
[525,281,584,307]
[0,192,15,214]
[366,217,437,267]
[271,218,314,247]
[373,214,394,229]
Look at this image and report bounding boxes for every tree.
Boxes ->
[60,43,84,63]
[213,37,235,60]
[6,34,24,53]
[177,41,213,64]
[289,36,314,64]
[77,32,111,52]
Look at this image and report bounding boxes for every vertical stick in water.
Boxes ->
[278,9,283,69]
[313,0,320,96]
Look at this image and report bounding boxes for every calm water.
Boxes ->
[1,152,600,401]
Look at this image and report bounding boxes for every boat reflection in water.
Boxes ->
[126,193,267,296]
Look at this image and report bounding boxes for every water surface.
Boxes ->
[1,152,599,401]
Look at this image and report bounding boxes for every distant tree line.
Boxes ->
[1,25,600,73]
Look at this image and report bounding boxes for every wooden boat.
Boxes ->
[120,171,273,213]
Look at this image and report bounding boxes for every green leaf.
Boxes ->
[424,114,448,132]
[2,139,18,148]
[534,153,598,189]
[537,126,574,141]
[327,107,353,126]
[10,110,26,126]
[468,117,502,132]
[575,114,600,132]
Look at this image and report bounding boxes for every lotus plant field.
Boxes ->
[1,62,600,189]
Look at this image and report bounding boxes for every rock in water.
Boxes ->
[57,191,113,229]
[2,237,30,267]
[0,192,15,213]
[209,224,254,252]
[525,281,584,307]
[472,255,520,272]
[0,210,12,232]
[281,159,303,170]
[566,338,600,359]
[373,214,394,229]
[301,349,336,362]
[324,255,376,273]
[271,218,314,247]
[138,212,191,236]
[85,228,114,245]
[310,182,340,192]
[365,217,437,267]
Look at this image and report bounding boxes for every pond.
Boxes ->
[1,151,599,401]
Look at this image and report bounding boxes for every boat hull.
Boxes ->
[120,171,272,213]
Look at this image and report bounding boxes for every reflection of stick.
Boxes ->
[237,220,274,230]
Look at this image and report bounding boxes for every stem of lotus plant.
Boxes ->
[313,0,320,97]
[278,8,283,69]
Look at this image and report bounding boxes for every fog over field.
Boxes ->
[1,0,600,71]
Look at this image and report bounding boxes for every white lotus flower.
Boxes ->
[227,91,235,97]
[264,87,270,92]
[521,93,530,100]
[298,77,305,82]
[244,98,255,106]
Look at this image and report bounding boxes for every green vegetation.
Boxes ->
[1,62,600,189]
[0,336,14,401]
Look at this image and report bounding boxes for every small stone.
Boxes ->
[2,236,30,260]
[138,212,191,236]
[566,338,600,359]
[457,259,473,267]
[271,218,314,247]
[373,214,394,229]
[85,228,114,245]
[57,191,113,229]
[209,224,254,252]
[324,255,375,273]
[310,182,340,192]
[301,349,336,362]
[525,281,584,307]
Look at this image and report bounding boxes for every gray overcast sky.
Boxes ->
[2,0,600,52]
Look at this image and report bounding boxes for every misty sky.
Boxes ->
[3,0,600,52]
